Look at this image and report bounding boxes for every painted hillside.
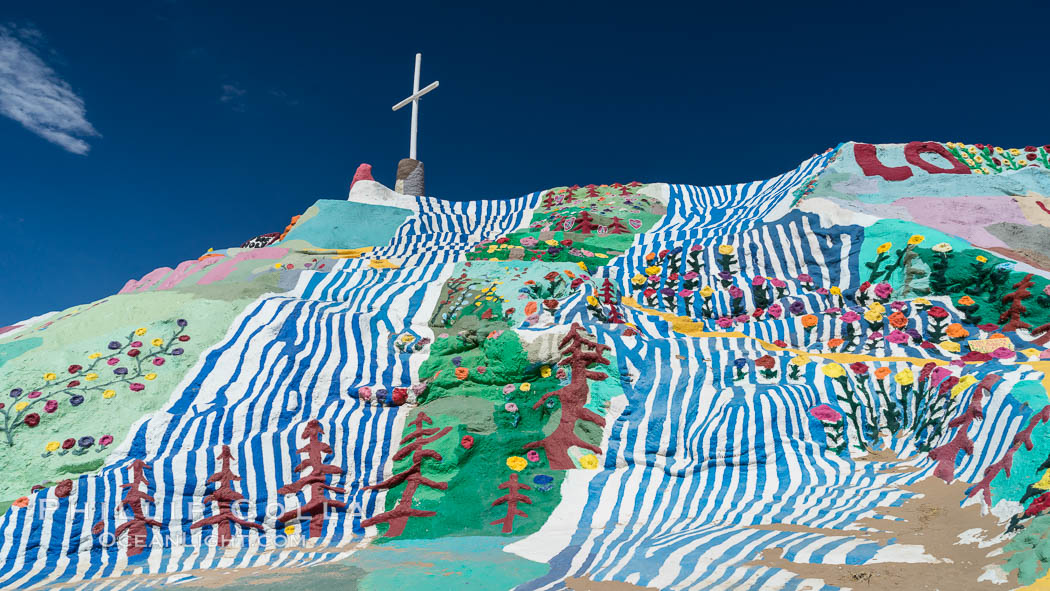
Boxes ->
[2,141,1050,591]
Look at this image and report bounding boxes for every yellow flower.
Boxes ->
[822,363,845,379]
[1034,470,1050,491]
[829,286,841,296]
[85,373,98,381]
[103,389,116,399]
[45,441,60,453]
[907,235,924,246]
[545,239,559,247]
[699,286,714,298]
[88,353,101,360]
[577,261,588,272]
[718,244,735,256]
[1010,148,1021,156]
[14,401,28,412]
[995,146,1004,154]
[399,333,416,343]
[876,242,892,254]
[540,366,552,378]
[145,373,157,381]
[631,274,646,286]
[868,302,885,315]
[507,456,528,471]
[951,375,978,398]
[586,296,599,307]
[579,454,599,470]
[790,355,811,367]
[283,525,296,535]
[520,382,531,392]
[151,338,163,347]
[864,310,883,323]
[913,297,931,306]
[135,328,147,336]
[967,146,977,154]
[274,263,282,269]
[939,340,961,353]
[594,253,608,259]
[894,368,914,386]
[645,266,662,276]
[43,372,56,381]
[974,155,984,164]
[976,255,987,263]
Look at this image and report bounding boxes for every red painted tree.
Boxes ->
[526,323,611,469]
[490,473,532,533]
[191,445,263,546]
[969,404,1050,506]
[114,459,162,557]
[361,411,451,537]
[1000,273,1035,332]
[572,211,599,235]
[928,375,1000,483]
[607,217,630,234]
[277,420,347,538]
[599,277,624,324]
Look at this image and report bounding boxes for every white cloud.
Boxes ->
[0,25,99,155]
[220,83,246,111]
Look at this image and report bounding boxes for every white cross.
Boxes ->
[391,53,439,161]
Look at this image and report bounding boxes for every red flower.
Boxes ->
[542,299,559,311]
[1027,153,1037,161]
[560,239,573,247]
[752,308,764,319]
[128,349,140,357]
[928,307,949,319]
[23,413,40,427]
[859,281,871,291]
[460,435,475,449]
[544,272,560,282]
[849,362,869,375]
[772,339,788,348]
[68,364,81,374]
[496,236,510,244]
[62,438,76,450]
[755,355,775,369]
[622,327,637,337]
[570,278,583,289]
[67,380,80,388]
[642,288,657,298]
[658,249,669,259]
[1025,145,1037,152]
[392,388,408,405]
[178,335,190,342]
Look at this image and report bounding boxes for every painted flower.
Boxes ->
[45,441,60,453]
[945,324,970,339]
[62,438,76,450]
[728,286,744,299]
[43,372,56,381]
[454,367,470,380]
[932,242,953,253]
[768,303,783,319]
[864,310,883,323]
[907,235,925,246]
[886,330,909,344]
[894,369,915,386]
[11,497,28,509]
[876,242,892,254]
[520,382,531,392]
[129,383,145,392]
[526,450,540,462]
[134,328,147,336]
[874,367,892,380]
[171,348,184,356]
[461,435,475,449]
[107,341,121,350]
[821,363,845,379]
[579,454,599,470]
[788,301,806,315]
[699,286,714,298]
[13,401,27,412]
[790,355,810,366]
[507,456,528,471]
[504,402,519,413]
[78,436,95,449]
[873,283,893,300]
[102,389,116,399]
[928,307,949,319]
[144,373,157,381]
[24,413,40,427]
[718,244,735,255]
[797,274,813,284]
[99,435,114,446]
[540,365,552,378]
[85,372,99,381]
[800,314,818,328]
[716,317,734,329]
[631,274,646,286]
[809,404,841,423]
[976,255,987,263]
[87,353,101,360]
[114,367,128,375]
[43,400,58,413]
[827,338,844,348]
[850,362,869,375]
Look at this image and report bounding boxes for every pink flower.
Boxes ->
[886,330,909,344]
[504,402,519,413]
[809,404,841,423]
[503,384,516,395]
[752,276,765,287]
[683,272,699,281]
[716,317,734,329]
[991,347,1015,360]
[107,358,119,366]
[679,289,694,298]
[44,400,58,413]
[728,286,744,298]
[874,283,893,300]
[797,274,813,283]
[689,244,703,252]
[527,450,541,462]
[840,311,861,323]
[768,303,783,319]
[152,357,165,366]
[735,315,749,324]
[770,278,787,288]
[816,287,829,295]
[129,383,145,392]
[99,435,114,446]
[358,386,373,401]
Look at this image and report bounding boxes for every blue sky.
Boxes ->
[1,1,1048,325]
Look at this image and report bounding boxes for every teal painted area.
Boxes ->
[281,199,413,249]
[0,337,41,370]
[858,219,972,272]
[354,536,549,591]
[990,381,1050,505]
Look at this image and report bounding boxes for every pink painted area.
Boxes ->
[157,257,225,291]
[0,324,21,336]
[894,195,1028,248]
[119,267,173,294]
[351,163,374,189]
[198,247,288,285]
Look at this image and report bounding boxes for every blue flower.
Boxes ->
[733,358,747,369]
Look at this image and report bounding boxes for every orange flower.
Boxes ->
[827,338,844,348]
[12,497,29,509]
[454,367,470,380]
[564,270,576,279]
[888,311,908,329]
[958,295,975,306]
[524,301,538,316]
[946,323,970,339]
[645,253,656,261]
[874,367,892,380]
[800,314,818,328]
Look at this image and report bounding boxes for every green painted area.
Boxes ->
[0,290,254,502]
[377,329,615,541]
[282,199,413,249]
[0,337,41,370]
[1006,514,1050,584]
[858,219,1050,327]
[990,381,1050,506]
[466,184,663,267]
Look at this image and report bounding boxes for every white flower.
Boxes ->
[932,242,953,254]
